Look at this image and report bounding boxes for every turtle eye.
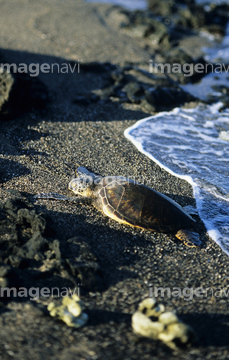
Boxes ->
[85,177,91,185]
[68,178,83,192]
[68,177,93,194]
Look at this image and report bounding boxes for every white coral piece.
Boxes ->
[48,294,88,328]
[132,297,195,349]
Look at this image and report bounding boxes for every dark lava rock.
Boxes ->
[147,0,229,35]
[60,236,105,292]
[143,86,196,112]
[204,4,229,35]
[123,1,229,52]
[0,198,51,264]
[14,231,50,261]
[72,62,125,105]
[123,81,145,104]
[163,48,211,84]
[111,69,126,83]
[121,9,193,50]
[147,0,184,17]
[0,67,49,120]
[77,61,199,111]
[0,194,105,299]
[123,11,169,44]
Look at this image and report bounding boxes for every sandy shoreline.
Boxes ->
[0,0,229,359]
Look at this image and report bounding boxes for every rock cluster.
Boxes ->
[73,61,197,112]
[0,192,104,301]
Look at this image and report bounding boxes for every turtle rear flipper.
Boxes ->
[175,229,201,247]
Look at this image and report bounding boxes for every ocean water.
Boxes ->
[124,103,229,254]
[181,72,229,102]
[85,0,147,10]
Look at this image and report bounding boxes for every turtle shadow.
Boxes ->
[32,198,209,290]
[31,203,155,289]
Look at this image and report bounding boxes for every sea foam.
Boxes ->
[124,103,229,254]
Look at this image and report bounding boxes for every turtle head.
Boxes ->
[68,176,95,197]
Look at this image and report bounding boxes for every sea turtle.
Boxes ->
[35,167,201,247]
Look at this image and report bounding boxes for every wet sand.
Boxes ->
[0,0,229,359]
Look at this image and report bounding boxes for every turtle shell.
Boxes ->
[97,178,194,233]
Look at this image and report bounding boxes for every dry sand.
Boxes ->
[0,0,229,359]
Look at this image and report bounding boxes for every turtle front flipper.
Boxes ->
[34,192,92,205]
[175,229,201,247]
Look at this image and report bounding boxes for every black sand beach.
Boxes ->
[0,0,229,359]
